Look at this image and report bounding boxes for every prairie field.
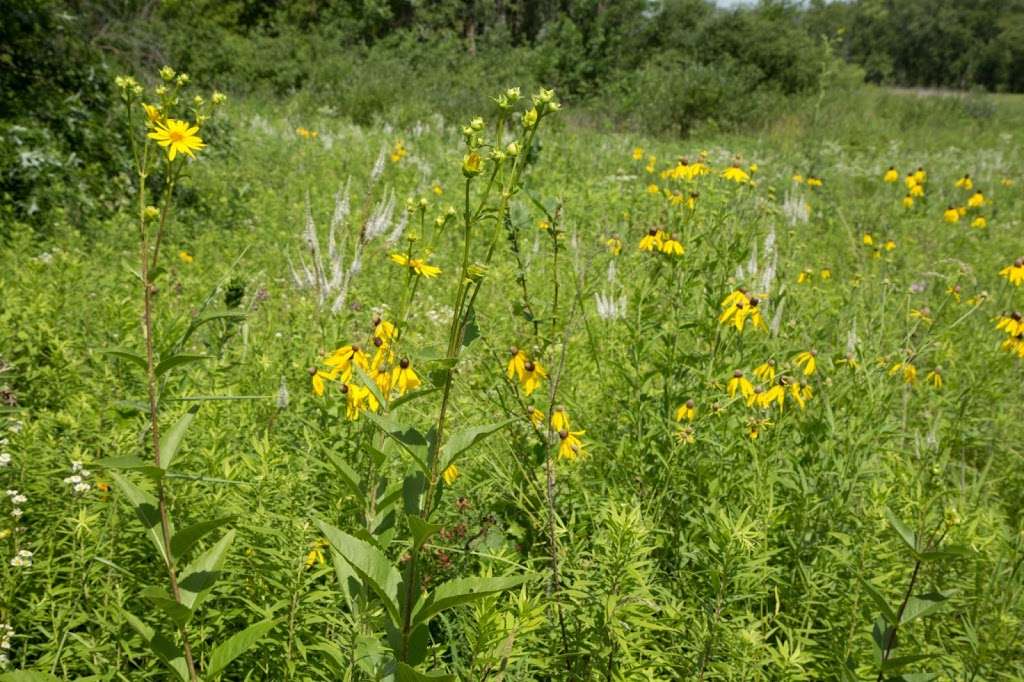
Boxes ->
[2,63,1024,682]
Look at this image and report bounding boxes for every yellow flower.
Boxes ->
[947,284,961,303]
[686,192,699,209]
[311,370,333,397]
[521,359,547,396]
[178,250,193,264]
[913,167,926,184]
[341,383,370,420]
[943,206,961,223]
[797,270,812,284]
[909,184,925,197]
[305,539,328,568]
[674,400,695,422]
[902,195,914,208]
[522,107,539,129]
[820,268,832,280]
[722,165,750,183]
[793,350,817,376]
[753,361,776,383]
[507,347,528,381]
[660,235,684,256]
[639,229,665,252]
[147,119,205,161]
[373,317,397,345]
[442,464,459,485]
[728,370,755,400]
[910,307,932,324]
[529,407,545,428]
[749,163,759,173]
[955,174,973,190]
[389,253,442,278]
[391,359,421,395]
[806,176,823,188]
[889,361,917,384]
[675,425,696,445]
[324,344,370,381]
[996,312,1024,337]
[645,155,656,174]
[646,183,661,195]
[1002,334,1024,358]
[719,290,767,333]
[758,384,786,410]
[550,406,570,432]
[792,173,804,184]
[632,147,644,161]
[142,103,162,126]
[557,430,585,460]
[862,233,874,246]
[967,191,985,208]
[788,381,812,409]
[884,240,896,251]
[999,258,1024,286]
[905,174,917,190]
[605,235,623,256]
[926,368,942,389]
[390,140,407,162]
[883,166,899,183]
[537,219,550,231]
[971,216,987,229]
[462,152,483,177]
[432,182,443,196]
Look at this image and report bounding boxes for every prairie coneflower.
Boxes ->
[550,406,570,432]
[926,368,942,389]
[971,216,987,229]
[719,290,767,333]
[528,407,545,428]
[913,167,926,184]
[728,370,755,400]
[311,369,335,397]
[442,464,459,485]
[943,206,961,223]
[909,183,925,197]
[889,361,918,384]
[905,174,917,190]
[178,251,193,264]
[722,164,750,183]
[793,350,817,376]
[996,312,1024,337]
[142,103,162,126]
[521,359,547,396]
[674,399,695,422]
[506,347,528,381]
[639,229,665,252]
[660,235,684,256]
[632,147,644,161]
[806,176,823,188]
[147,119,205,161]
[340,383,369,421]
[884,166,899,183]
[325,344,369,378]
[1000,258,1024,286]
[557,430,585,460]
[606,235,623,256]
[967,191,985,208]
[373,316,398,345]
[389,253,441,278]
[955,174,973,190]
[391,358,421,395]
[902,195,914,208]
[863,233,874,246]
[753,360,776,383]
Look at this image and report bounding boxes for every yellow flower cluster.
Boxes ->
[996,312,1024,358]
[506,347,547,396]
[719,289,767,333]
[638,229,684,256]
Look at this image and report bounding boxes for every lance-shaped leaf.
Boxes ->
[438,420,513,471]
[140,586,194,627]
[316,520,402,627]
[408,515,442,554]
[98,348,148,372]
[412,574,532,627]
[122,609,188,681]
[365,412,429,476]
[160,406,199,470]
[96,456,164,481]
[900,592,953,625]
[885,508,918,554]
[178,530,235,611]
[0,672,62,681]
[110,472,169,565]
[156,354,213,378]
[173,311,246,350]
[206,618,279,678]
[858,576,897,624]
[395,663,456,682]
[171,516,235,561]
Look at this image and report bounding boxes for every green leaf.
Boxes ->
[389,386,440,411]
[139,586,194,627]
[354,365,387,412]
[918,545,971,561]
[206,618,279,678]
[395,663,456,682]
[160,406,199,470]
[327,452,364,500]
[174,311,247,350]
[0,673,62,681]
[122,610,188,681]
[110,472,169,565]
[881,653,934,672]
[156,354,213,378]
[900,592,951,624]
[365,412,429,476]
[859,576,897,624]
[408,515,442,553]
[171,516,234,561]
[886,508,918,553]
[178,530,235,611]
[438,420,513,471]
[96,456,164,480]
[316,520,402,627]
[460,305,479,348]
[412,574,531,627]
[98,348,147,372]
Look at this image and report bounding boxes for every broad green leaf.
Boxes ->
[365,412,429,476]
[881,653,934,671]
[412,574,531,627]
[395,662,456,682]
[389,386,440,411]
[159,406,199,470]
[460,305,479,348]
[110,472,169,565]
[316,520,402,626]
[327,452,363,500]
[859,576,897,623]
[438,420,513,471]
[408,515,442,553]
[174,311,246,350]
[206,618,279,678]
[885,508,917,553]
[98,348,147,372]
[156,354,213,378]
[122,609,188,681]
[139,586,194,627]
[171,516,234,561]
[178,530,235,611]
[918,545,971,561]
[900,592,951,624]
[96,456,164,480]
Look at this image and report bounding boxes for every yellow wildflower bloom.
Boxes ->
[806,176,823,188]
[639,229,665,252]
[793,350,817,376]
[674,400,695,422]
[632,147,644,161]
[1002,334,1024,358]
[863,233,874,246]
[971,216,987,229]
[719,290,767,333]
[728,370,755,400]
[390,140,407,162]
[999,258,1024,286]
[605,235,623,256]
[325,344,369,377]
[905,174,917,190]
[389,253,442,278]
[926,368,942,389]
[889,362,918,384]
[311,370,333,397]
[722,164,750,183]
[660,235,685,256]
[521,359,546,396]
[391,359,421,395]
[178,251,193,264]
[798,270,812,284]
[884,240,896,251]
[792,174,804,184]
[759,384,786,410]
[529,407,545,428]
[550,406,570,432]
[142,103,162,126]
[507,347,528,381]
[967,191,985,208]
[646,183,660,195]
[955,174,973,190]
[996,312,1024,337]
[645,156,656,174]
[943,206,961,223]
[820,268,832,280]
[909,184,925,197]
[557,430,585,460]
[305,539,329,568]
[442,464,459,485]
[902,195,914,208]
[913,167,926,184]
[753,361,776,383]
[341,383,370,421]
[883,166,898,183]
[147,118,205,161]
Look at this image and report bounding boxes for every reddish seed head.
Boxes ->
[524,360,535,372]
[733,369,743,378]
[749,297,760,307]
[399,358,410,369]
[509,345,519,356]
[558,430,569,440]
[685,399,694,408]
[648,229,658,236]
[340,383,349,394]
[374,337,383,348]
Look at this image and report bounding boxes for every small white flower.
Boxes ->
[5,490,17,498]
[71,460,84,472]
[10,549,32,567]
[73,482,92,494]
[0,453,10,467]
[10,494,26,505]
[10,508,22,519]
[276,377,290,410]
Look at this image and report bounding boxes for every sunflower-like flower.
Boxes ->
[955,174,973,190]
[391,358,422,395]
[753,360,776,383]
[883,166,899,183]
[722,164,750,183]
[793,350,817,376]
[660,234,684,256]
[147,118,206,161]
[727,370,754,400]
[521,359,547,396]
[999,258,1024,286]
[719,289,767,333]
[557,430,585,460]
[639,229,665,252]
[389,253,442,278]
[674,399,695,422]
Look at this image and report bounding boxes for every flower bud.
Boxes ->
[159,66,176,82]
[175,73,190,86]
[462,152,484,178]
[506,87,521,102]
[470,116,484,131]
[211,91,227,105]
[505,142,520,157]
[144,205,160,220]
[522,108,538,129]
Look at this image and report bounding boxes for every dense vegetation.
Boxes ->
[2,1,1024,680]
